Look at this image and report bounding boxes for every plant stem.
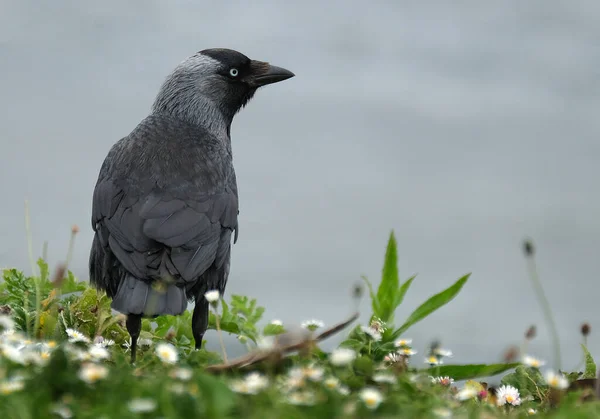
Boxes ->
[526,257,561,371]
[24,201,42,338]
[214,313,228,363]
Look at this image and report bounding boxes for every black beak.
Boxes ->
[248,61,295,87]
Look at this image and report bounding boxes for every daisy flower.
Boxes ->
[204,290,220,303]
[394,338,412,347]
[230,372,269,394]
[329,348,356,366]
[323,376,340,390]
[127,398,157,413]
[544,371,569,390]
[455,386,478,401]
[169,367,193,381]
[78,363,109,384]
[66,328,90,344]
[398,347,417,356]
[301,319,324,331]
[287,390,316,406]
[88,345,110,361]
[155,342,178,364]
[433,348,453,358]
[431,376,454,386]
[369,317,386,334]
[0,315,15,331]
[496,384,521,406]
[270,319,283,326]
[383,352,402,364]
[360,325,382,342]
[372,373,396,384]
[425,355,443,366]
[359,387,384,409]
[0,378,24,395]
[522,355,545,369]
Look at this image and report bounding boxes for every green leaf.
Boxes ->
[391,273,470,339]
[424,363,519,381]
[262,323,285,336]
[37,258,49,283]
[338,338,365,351]
[581,344,597,379]
[394,274,416,308]
[376,231,399,323]
[501,366,543,399]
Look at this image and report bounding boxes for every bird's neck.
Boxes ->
[151,94,233,139]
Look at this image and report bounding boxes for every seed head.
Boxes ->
[523,239,535,257]
[525,325,537,340]
[581,323,591,337]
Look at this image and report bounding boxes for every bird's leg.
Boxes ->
[126,313,142,364]
[192,298,209,350]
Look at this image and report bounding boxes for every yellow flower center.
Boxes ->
[506,395,514,403]
[365,397,377,407]
[47,341,57,348]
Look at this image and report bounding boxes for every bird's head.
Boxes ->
[152,48,294,129]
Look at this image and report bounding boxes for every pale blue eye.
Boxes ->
[229,68,239,77]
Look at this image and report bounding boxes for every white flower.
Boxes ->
[127,398,157,413]
[204,290,220,303]
[78,363,109,384]
[323,376,340,390]
[434,348,453,358]
[155,342,178,364]
[1,345,26,364]
[544,371,569,390]
[455,387,478,401]
[527,408,537,415]
[0,378,24,395]
[51,405,73,419]
[88,345,110,361]
[301,319,324,331]
[359,387,383,409]
[66,328,90,344]
[93,336,115,347]
[0,315,15,331]
[138,338,153,347]
[425,355,443,366]
[369,317,386,333]
[522,355,545,369]
[330,348,356,366]
[169,367,193,381]
[394,338,412,347]
[287,390,316,406]
[270,319,283,326]
[431,376,454,386]
[360,326,382,342]
[256,335,275,351]
[303,365,324,381]
[338,385,350,396]
[398,348,417,356]
[496,384,521,406]
[230,372,269,394]
[372,373,396,384]
[384,352,402,364]
[433,407,452,418]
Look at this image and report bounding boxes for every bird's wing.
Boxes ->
[91,119,238,287]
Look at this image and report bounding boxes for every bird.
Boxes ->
[88,48,294,363]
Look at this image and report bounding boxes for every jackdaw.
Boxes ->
[89,48,294,362]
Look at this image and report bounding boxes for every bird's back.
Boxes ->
[89,114,238,317]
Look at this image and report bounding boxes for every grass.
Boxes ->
[0,230,599,418]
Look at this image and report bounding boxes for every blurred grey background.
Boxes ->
[1,0,598,370]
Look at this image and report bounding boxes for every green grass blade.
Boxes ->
[581,344,597,379]
[391,273,470,339]
[361,275,380,319]
[376,231,399,323]
[394,274,416,308]
[423,363,519,381]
